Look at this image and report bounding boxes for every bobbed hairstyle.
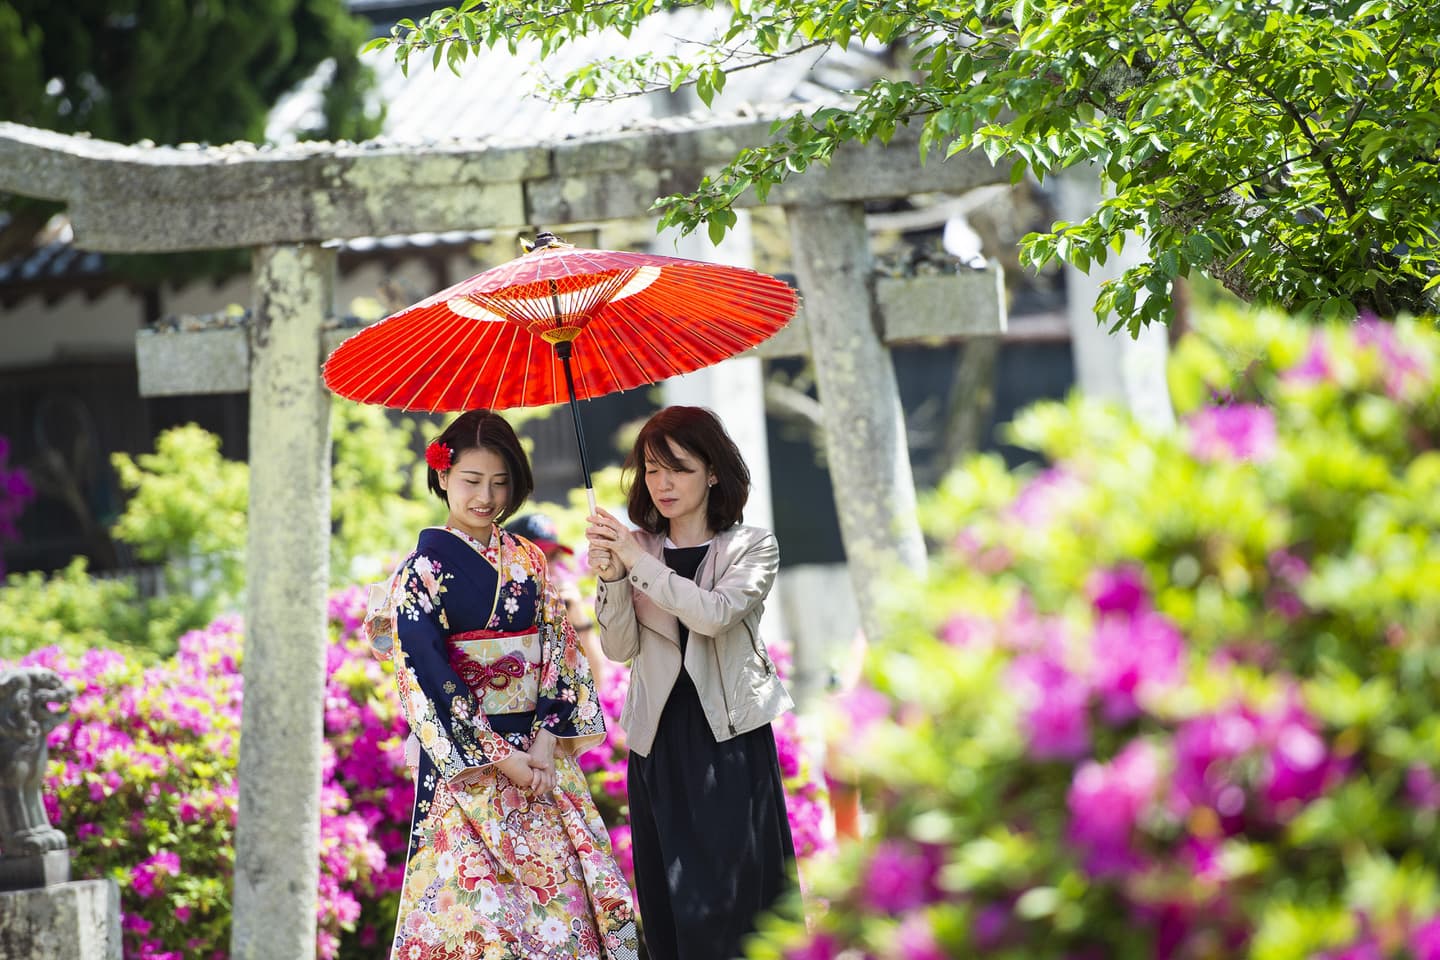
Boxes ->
[625,406,749,535]
[425,409,534,525]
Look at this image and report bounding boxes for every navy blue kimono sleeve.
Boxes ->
[393,549,514,779]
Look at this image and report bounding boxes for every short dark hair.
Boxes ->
[426,409,533,524]
[625,406,749,535]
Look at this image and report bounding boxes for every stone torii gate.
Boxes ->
[0,114,1006,958]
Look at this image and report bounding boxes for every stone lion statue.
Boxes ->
[0,667,74,858]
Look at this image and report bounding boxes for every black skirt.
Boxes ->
[626,544,796,960]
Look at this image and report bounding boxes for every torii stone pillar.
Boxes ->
[784,202,927,642]
[232,244,334,960]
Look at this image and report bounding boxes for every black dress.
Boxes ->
[626,543,796,960]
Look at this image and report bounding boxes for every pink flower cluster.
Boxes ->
[1186,403,1277,461]
[1009,567,1183,760]
[10,599,401,960]
[1322,915,1440,960]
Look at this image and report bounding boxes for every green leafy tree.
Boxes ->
[329,400,437,582]
[381,0,1439,326]
[0,0,382,261]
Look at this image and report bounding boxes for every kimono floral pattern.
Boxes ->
[389,526,638,960]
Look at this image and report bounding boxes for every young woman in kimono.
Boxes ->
[584,406,797,960]
[384,409,638,960]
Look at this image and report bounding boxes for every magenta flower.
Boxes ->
[1323,941,1384,960]
[1284,332,1334,384]
[1067,739,1162,876]
[786,933,841,960]
[1172,708,1259,830]
[894,913,947,960]
[1407,765,1440,811]
[1261,700,1336,812]
[607,824,635,886]
[1010,653,1091,760]
[1172,695,1337,830]
[132,851,181,899]
[1088,566,1149,617]
[1089,610,1183,723]
[861,840,943,913]
[1186,404,1277,461]
[1356,316,1430,399]
[1412,916,1440,960]
[1009,467,1082,527]
[832,684,890,742]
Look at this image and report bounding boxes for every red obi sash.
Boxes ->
[447,627,538,694]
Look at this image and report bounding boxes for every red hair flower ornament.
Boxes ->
[425,441,453,472]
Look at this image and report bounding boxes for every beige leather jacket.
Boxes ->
[594,523,794,757]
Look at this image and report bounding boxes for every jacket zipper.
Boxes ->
[710,639,737,735]
[743,618,774,675]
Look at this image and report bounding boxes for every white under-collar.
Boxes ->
[663,537,713,550]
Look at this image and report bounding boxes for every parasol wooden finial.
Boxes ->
[520,230,573,254]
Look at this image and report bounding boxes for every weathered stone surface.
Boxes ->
[752,267,1007,358]
[0,879,121,960]
[230,244,334,960]
[764,141,1002,208]
[877,268,1008,342]
[136,327,251,395]
[138,268,1009,396]
[0,852,69,893]
[0,117,1005,252]
[785,201,927,642]
[0,666,73,891]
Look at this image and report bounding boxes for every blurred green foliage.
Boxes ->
[0,399,442,660]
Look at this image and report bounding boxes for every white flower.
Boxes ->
[415,555,434,577]
[477,885,501,915]
[504,597,519,616]
[537,917,570,946]
[435,851,457,878]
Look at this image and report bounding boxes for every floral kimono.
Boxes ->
[387,524,638,960]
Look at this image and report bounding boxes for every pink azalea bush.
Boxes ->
[8,576,828,958]
[746,308,1440,960]
[10,612,397,960]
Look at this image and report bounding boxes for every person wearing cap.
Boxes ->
[507,511,609,689]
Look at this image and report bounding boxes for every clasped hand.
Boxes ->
[450,733,558,795]
[585,508,641,581]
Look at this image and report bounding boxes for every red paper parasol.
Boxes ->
[323,232,800,508]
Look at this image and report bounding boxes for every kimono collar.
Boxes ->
[439,524,508,566]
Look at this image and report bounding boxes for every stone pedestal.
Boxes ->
[0,851,69,892]
[0,879,121,960]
